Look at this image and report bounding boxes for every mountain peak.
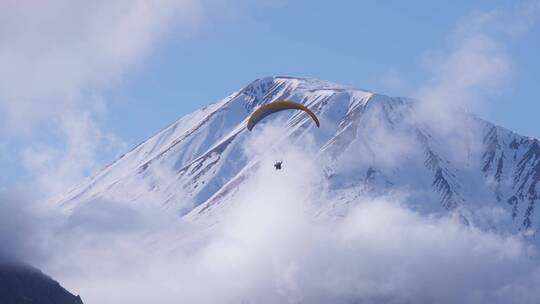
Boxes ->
[239,76,365,111]
[55,77,540,235]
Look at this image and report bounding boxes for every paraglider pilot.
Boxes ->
[246,100,320,172]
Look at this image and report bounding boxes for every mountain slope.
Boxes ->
[55,76,540,234]
[0,262,83,304]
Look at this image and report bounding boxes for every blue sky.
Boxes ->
[107,0,539,144]
[1,0,539,194]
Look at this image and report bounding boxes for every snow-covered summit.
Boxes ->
[55,76,540,235]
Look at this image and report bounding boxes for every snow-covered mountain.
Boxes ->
[55,76,540,235]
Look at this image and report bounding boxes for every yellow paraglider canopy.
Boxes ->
[247,100,320,131]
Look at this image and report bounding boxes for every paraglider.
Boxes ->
[246,100,320,131]
[247,100,320,171]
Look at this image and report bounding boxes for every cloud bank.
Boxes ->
[2,129,538,304]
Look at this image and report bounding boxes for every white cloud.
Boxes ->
[0,0,202,132]
[413,1,540,130]
[21,110,127,197]
[0,0,205,196]
[410,1,540,165]
[1,132,534,304]
[413,10,510,135]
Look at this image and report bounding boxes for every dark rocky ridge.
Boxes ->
[0,262,83,304]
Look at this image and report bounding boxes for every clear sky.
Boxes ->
[106,0,540,144]
[1,0,539,194]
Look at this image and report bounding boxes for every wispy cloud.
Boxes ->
[21,110,127,197]
[408,1,540,165]
[414,1,540,129]
[0,0,205,196]
[413,11,509,134]
[0,0,202,133]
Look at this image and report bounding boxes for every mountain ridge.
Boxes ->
[55,76,540,236]
[0,261,83,304]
